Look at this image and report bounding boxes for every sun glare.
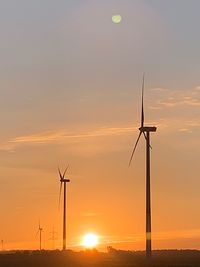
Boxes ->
[82,233,99,248]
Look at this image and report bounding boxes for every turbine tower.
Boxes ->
[129,74,157,258]
[58,166,70,250]
[36,221,43,251]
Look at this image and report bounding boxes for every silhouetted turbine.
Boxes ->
[129,74,157,258]
[58,166,70,250]
[36,221,43,251]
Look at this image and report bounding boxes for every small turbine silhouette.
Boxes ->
[36,221,43,251]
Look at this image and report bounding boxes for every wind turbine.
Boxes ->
[129,74,157,258]
[36,221,43,251]
[58,166,70,250]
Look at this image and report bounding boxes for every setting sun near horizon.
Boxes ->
[82,233,99,249]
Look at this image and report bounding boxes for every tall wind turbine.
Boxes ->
[58,166,70,250]
[129,74,157,258]
[36,221,43,251]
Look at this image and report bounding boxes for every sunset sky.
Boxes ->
[0,0,200,251]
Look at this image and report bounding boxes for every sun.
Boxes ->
[82,233,99,248]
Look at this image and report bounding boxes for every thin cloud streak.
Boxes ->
[102,228,200,245]
[9,127,137,144]
[0,117,198,152]
[0,126,138,151]
[149,85,200,109]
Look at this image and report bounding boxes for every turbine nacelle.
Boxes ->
[60,179,70,183]
[38,222,42,231]
[58,165,70,211]
[58,165,70,182]
[139,126,157,132]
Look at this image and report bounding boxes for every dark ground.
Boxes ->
[0,248,200,267]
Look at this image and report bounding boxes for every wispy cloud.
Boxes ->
[9,126,137,144]
[150,87,169,92]
[102,228,200,244]
[0,117,198,152]
[9,131,67,144]
[154,228,200,241]
[0,126,138,151]
[1,84,200,152]
[179,128,193,133]
[82,212,99,217]
[149,85,200,109]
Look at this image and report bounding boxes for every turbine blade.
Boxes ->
[141,73,145,128]
[143,132,152,149]
[129,131,142,166]
[58,166,63,179]
[63,165,69,178]
[36,229,39,238]
[58,182,63,209]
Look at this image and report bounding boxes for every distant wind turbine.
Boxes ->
[36,221,43,251]
[58,166,70,250]
[129,74,157,258]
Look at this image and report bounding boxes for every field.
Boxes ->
[0,249,200,267]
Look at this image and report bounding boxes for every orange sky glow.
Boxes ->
[0,0,200,251]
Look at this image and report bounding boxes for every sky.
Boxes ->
[0,0,200,251]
